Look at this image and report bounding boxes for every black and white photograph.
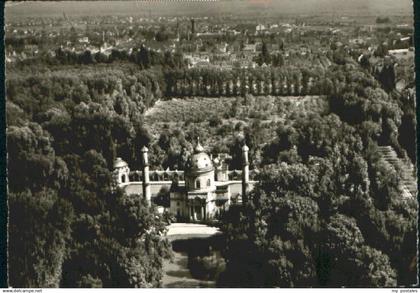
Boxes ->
[4,0,418,288]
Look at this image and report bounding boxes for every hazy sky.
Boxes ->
[5,0,414,19]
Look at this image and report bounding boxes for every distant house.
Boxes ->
[195,61,212,68]
[228,42,241,52]
[185,54,210,68]
[388,48,414,60]
[24,44,38,52]
[235,52,254,63]
[216,42,228,53]
[243,44,257,53]
[249,62,257,69]
[299,46,310,55]
[392,36,412,49]
[78,37,89,44]
[349,38,366,46]
[256,24,266,31]
[196,32,223,37]
[236,61,256,69]
[227,29,241,36]
[218,61,233,71]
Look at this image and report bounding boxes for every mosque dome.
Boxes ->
[187,140,214,174]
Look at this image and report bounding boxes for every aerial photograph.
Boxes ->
[5,0,417,288]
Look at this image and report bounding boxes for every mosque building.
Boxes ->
[112,139,257,222]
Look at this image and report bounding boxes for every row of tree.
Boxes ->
[164,65,341,97]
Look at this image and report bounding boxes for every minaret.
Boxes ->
[141,146,151,206]
[242,144,249,204]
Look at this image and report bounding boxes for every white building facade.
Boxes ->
[113,140,257,222]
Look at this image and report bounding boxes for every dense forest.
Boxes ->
[7,63,172,287]
[6,28,417,287]
[217,61,417,286]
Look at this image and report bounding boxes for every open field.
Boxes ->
[144,95,328,155]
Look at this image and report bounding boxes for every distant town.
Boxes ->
[5,13,414,75]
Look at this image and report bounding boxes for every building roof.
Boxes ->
[113,157,128,169]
